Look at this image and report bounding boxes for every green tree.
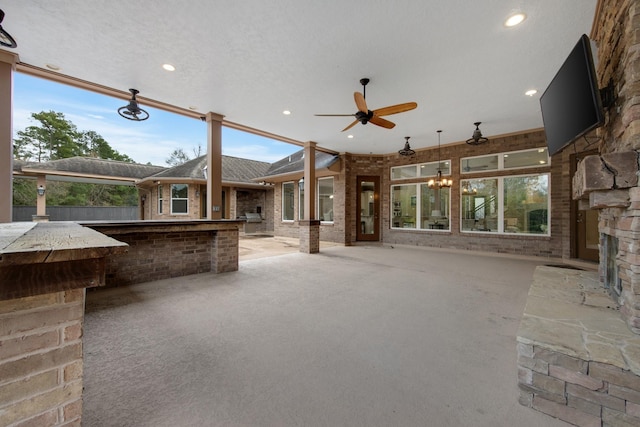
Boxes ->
[13,111,80,161]
[12,110,139,207]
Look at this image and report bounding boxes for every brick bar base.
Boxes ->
[299,220,320,254]
[0,290,85,426]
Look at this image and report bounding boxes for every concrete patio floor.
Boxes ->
[83,240,572,426]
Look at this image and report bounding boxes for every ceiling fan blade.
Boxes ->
[369,115,395,129]
[354,92,368,112]
[374,102,418,117]
[315,114,356,117]
[342,119,360,132]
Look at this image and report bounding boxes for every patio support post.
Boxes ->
[205,112,224,220]
[33,174,49,221]
[0,51,18,223]
[300,141,320,253]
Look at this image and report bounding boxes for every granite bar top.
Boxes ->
[517,265,640,375]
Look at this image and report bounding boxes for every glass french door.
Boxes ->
[357,176,380,241]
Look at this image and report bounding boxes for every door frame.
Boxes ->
[356,175,380,241]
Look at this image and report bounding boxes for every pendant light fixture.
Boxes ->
[398,136,415,156]
[427,130,452,188]
[118,89,150,121]
[466,122,489,145]
[0,9,18,48]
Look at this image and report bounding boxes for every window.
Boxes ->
[282,182,294,221]
[318,177,334,222]
[461,174,549,234]
[391,160,451,181]
[157,185,163,214]
[299,179,305,220]
[391,184,450,230]
[171,184,188,214]
[461,148,549,174]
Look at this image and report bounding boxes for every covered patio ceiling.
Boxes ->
[2,1,597,154]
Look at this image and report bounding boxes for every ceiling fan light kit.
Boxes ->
[315,78,417,132]
[118,89,150,121]
[466,122,489,145]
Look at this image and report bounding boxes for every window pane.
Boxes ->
[318,178,334,222]
[504,175,549,234]
[171,184,188,198]
[420,161,450,177]
[461,155,498,173]
[503,148,549,169]
[461,178,498,232]
[157,185,163,214]
[299,182,304,220]
[391,165,417,180]
[172,199,188,214]
[420,185,450,230]
[391,185,417,229]
[282,182,294,221]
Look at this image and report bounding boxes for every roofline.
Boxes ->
[20,168,138,183]
[137,177,272,189]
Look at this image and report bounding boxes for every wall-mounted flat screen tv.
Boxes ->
[540,34,604,156]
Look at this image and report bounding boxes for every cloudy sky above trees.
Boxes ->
[13,73,298,165]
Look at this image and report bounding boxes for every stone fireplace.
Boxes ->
[516,2,640,425]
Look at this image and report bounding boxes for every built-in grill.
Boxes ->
[244,212,262,234]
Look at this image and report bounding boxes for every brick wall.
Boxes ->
[378,130,562,258]
[518,344,640,426]
[0,289,85,426]
[86,223,240,287]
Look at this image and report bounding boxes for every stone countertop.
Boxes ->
[517,265,640,375]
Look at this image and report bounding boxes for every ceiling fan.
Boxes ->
[315,78,417,132]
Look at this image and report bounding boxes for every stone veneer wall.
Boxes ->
[0,290,85,426]
[590,0,640,333]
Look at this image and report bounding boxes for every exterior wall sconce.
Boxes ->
[298,178,304,190]
[141,195,147,202]
[37,185,46,196]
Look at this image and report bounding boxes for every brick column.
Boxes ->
[299,219,320,253]
[0,222,127,426]
[211,227,239,272]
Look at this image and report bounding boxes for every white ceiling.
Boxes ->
[2,1,598,155]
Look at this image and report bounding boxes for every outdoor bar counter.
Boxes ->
[81,219,243,287]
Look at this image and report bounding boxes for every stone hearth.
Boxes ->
[517,266,640,426]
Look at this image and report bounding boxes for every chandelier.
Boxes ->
[461,181,477,195]
[427,130,452,188]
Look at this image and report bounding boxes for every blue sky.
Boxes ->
[12,73,299,165]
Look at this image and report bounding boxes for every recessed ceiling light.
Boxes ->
[162,63,176,71]
[282,110,291,115]
[525,89,538,96]
[505,13,526,27]
[46,64,60,71]
[188,106,198,110]
[538,148,546,153]
[539,160,546,164]
[347,135,354,139]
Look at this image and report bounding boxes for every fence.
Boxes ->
[12,206,139,222]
